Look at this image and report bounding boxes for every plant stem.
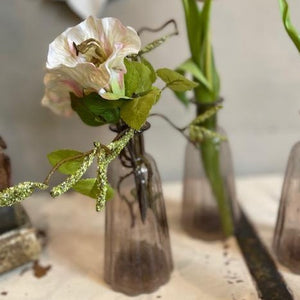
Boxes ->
[200,137,234,236]
[150,110,234,235]
[196,96,234,237]
[43,150,93,185]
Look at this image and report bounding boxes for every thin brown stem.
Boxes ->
[43,150,93,185]
[149,113,187,132]
[138,19,178,36]
[117,170,136,228]
[112,128,130,142]
[149,113,192,144]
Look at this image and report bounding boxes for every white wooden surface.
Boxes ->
[0,175,299,300]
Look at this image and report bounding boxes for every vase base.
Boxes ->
[106,240,172,296]
[182,209,225,241]
[274,228,300,274]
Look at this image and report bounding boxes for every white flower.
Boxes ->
[41,70,83,117]
[42,16,141,115]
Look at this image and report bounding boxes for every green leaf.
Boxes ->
[124,59,153,97]
[47,149,84,175]
[200,0,212,41]
[105,184,114,201]
[121,87,161,130]
[71,93,122,126]
[72,178,114,201]
[181,0,221,103]
[72,178,97,198]
[211,51,221,98]
[279,0,300,52]
[178,58,211,90]
[71,93,105,126]
[140,57,157,83]
[182,0,202,62]
[174,91,190,106]
[83,93,122,115]
[193,49,220,103]
[50,149,97,198]
[171,69,190,106]
[157,68,198,92]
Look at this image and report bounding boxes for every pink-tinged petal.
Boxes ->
[61,79,82,96]
[53,63,110,91]
[103,18,141,73]
[101,18,141,57]
[41,71,83,116]
[47,16,103,69]
[101,19,141,95]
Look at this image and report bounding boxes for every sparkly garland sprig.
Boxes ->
[95,129,134,211]
[0,182,48,206]
[188,105,226,146]
[50,148,98,197]
[0,129,134,211]
[150,105,225,147]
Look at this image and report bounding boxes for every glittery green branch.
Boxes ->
[0,182,48,207]
[191,105,222,125]
[95,129,134,211]
[138,31,178,56]
[50,148,97,197]
[0,129,134,210]
[188,106,225,144]
[189,125,225,145]
[96,149,107,211]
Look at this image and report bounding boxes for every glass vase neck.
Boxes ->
[109,121,151,134]
[109,122,151,157]
[128,132,145,157]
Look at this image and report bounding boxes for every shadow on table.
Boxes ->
[50,229,107,285]
[35,195,109,286]
[165,199,259,299]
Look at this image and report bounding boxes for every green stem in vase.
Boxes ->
[179,0,234,236]
[195,94,234,237]
[201,141,234,236]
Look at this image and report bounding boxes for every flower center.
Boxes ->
[73,38,107,67]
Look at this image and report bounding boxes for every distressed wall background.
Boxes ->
[1,0,299,184]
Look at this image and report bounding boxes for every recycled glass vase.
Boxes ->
[104,123,173,296]
[273,141,300,273]
[181,127,239,241]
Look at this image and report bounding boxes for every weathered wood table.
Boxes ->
[0,175,299,300]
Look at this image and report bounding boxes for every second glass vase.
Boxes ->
[181,128,239,240]
[104,123,173,296]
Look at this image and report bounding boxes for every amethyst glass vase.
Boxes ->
[181,127,239,240]
[104,123,173,295]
